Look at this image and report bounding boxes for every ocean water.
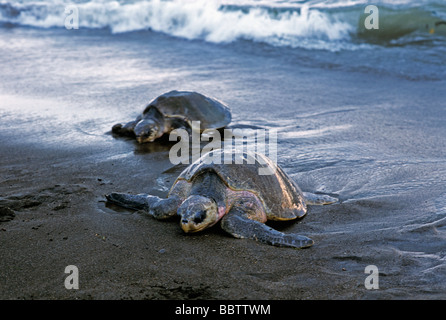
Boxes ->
[1,0,446,298]
[1,0,446,80]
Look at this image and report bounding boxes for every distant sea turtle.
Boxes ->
[112,90,231,143]
[106,150,337,248]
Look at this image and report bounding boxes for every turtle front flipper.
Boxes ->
[302,192,338,205]
[106,193,150,210]
[220,211,314,249]
[106,193,181,219]
[164,115,191,133]
[112,117,141,137]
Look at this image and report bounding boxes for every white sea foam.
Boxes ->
[0,0,354,51]
[2,0,444,51]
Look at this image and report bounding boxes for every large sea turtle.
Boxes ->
[112,90,231,143]
[105,150,338,248]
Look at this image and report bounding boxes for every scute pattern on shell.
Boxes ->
[170,149,307,220]
[144,90,231,130]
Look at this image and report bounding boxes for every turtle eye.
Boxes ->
[193,210,207,224]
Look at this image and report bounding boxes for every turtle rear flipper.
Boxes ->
[303,192,338,205]
[221,212,314,249]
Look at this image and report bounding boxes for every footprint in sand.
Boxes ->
[0,206,15,223]
[0,184,91,214]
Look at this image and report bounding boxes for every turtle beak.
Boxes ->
[181,219,192,232]
[180,209,212,233]
[181,220,197,233]
[136,132,156,144]
[178,196,218,233]
[180,216,205,233]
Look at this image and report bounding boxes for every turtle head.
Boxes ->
[134,119,162,143]
[134,106,165,143]
[178,195,218,233]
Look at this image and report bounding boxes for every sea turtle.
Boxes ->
[105,150,338,248]
[112,90,231,143]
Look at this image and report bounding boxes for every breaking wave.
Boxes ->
[1,0,445,51]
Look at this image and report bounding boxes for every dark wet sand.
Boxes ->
[0,137,443,300]
[1,140,353,300]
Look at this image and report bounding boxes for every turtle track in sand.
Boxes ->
[0,184,92,221]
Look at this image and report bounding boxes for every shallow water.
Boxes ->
[1,3,446,298]
[1,25,445,213]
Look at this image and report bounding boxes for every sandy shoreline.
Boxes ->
[0,136,444,300]
[0,138,354,300]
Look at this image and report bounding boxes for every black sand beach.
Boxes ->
[1,20,446,301]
